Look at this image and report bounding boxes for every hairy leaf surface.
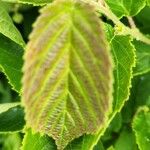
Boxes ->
[105,0,146,18]
[0,103,25,132]
[65,24,136,150]
[133,107,150,150]
[22,0,113,149]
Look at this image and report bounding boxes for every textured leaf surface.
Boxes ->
[62,24,136,150]
[69,24,136,150]
[105,24,136,112]
[22,0,113,149]
[0,33,24,92]
[22,129,56,150]
[105,0,146,18]
[133,107,150,150]
[133,40,150,76]
[0,103,25,132]
[0,2,25,47]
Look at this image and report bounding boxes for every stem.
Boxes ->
[82,0,150,45]
[127,16,136,28]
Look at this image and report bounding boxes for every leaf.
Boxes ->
[105,25,136,113]
[19,0,52,5]
[22,0,113,149]
[105,0,146,18]
[0,2,25,47]
[114,128,138,150]
[63,23,136,150]
[133,40,150,76]
[0,103,25,132]
[0,33,24,92]
[135,6,150,34]
[22,129,57,150]
[93,140,105,150]
[147,0,150,6]
[3,133,22,150]
[134,72,150,108]
[132,107,150,150]
[2,0,52,5]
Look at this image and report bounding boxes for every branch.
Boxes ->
[82,0,150,45]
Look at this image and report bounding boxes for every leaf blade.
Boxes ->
[105,0,146,18]
[22,0,113,149]
[0,103,25,132]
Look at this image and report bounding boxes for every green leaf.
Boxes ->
[3,133,22,150]
[114,128,138,150]
[133,40,150,76]
[22,0,113,149]
[64,24,135,150]
[147,0,150,6]
[18,0,52,5]
[105,0,146,18]
[106,26,136,112]
[0,2,25,47]
[2,0,52,5]
[0,103,25,132]
[93,140,105,150]
[134,72,150,108]
[135,6,150,34]
[107,146,115,150]
[132,107,150,150]
[22,129,56,150]
[0,33,24,92]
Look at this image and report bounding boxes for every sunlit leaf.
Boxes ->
[105,0,146,18]
[22,0,113,149]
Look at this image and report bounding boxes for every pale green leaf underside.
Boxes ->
[0,2,25,47]
[133,107,150,150]
[0,103,20,114]
[23,0,113,149]
[65,24,136,150]
[106,0,146,18]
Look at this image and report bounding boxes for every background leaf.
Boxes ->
[133,40,150,76]
[22,129,56,150]
[2,0,52,5]
[114,128,138,150]
[23,0,113,149]
[105,0,146,18]
[0,2,25,47]
[0,103,25,132]
[2,133,22,150]
[0,33,24,92]
[133,107,150,150]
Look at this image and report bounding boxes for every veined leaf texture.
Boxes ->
[22,0,113,149]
